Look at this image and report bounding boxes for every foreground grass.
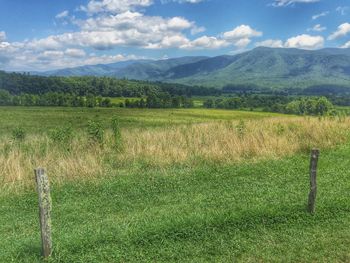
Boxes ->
[1,145,350,262]
[1,107,350,261]
[1,116,349,187]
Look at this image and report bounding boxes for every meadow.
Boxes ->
[1,106,350,262]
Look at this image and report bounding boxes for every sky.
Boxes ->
[0,0,350,71]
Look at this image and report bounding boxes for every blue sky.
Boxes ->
[0,0,350,71]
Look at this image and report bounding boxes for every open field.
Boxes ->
[1,107,350,262]
[0,107,280,133]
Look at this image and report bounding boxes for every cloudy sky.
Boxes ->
[0,0,350,71]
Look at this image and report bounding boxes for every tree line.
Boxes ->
[0,71,219,97]
[0,89,195,108]
[125,93,194,108]
[203,95,336,116]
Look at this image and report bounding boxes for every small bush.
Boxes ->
[11,127,26,141]
[49,126,74,144]
[87,120,104,144]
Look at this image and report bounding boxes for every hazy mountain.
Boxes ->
[38,47,350,89]
[36,60,152,77]
[39,56,207,78]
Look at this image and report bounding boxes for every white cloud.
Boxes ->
[37,50,65,61]
[56,10,69,19]
[146,34,190,49]
[80,0,153,14]
[167,17,192,30]
[0,31,6,42]
[328,23,350,40]
[70,11,201,50]
[272,0,319,7]
[223,25,262,40]
[307,24,326,32]
[255,39,284,48]
[285,34,324,49]
[190,26,206,35]
[65,48,86,58]
[161,0,205,3]
[233,38,251,48]
[181,36,229,50]
[0,0,263,70]
[312,11,329,20]
[341,41,350,48]
[255,35,324,50]
[222,25,262,48]
[336,6,349,15]
[0,40,144,71]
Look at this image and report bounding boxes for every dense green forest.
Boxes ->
[0,70,346,115]
[0,71,219,97]
[203,96,336,116]
[0,90,195,109]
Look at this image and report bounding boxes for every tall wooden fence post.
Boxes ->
[34,168,52,258]
[308,149,319,214]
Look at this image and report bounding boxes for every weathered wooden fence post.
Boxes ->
[307,149,319,214]
[34,168,52,258]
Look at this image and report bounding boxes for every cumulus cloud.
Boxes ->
[341,41,350,48]
[256,35,324,50]
[284,34,324,49]
[161,0,205,3]
[181,36,229,50]
[222,25,262,48]
[0,41,144,71]
[190,26,206,35]
[65,48,86,58]
[255,39,284,48]
[272,0,319,7]
[223,25,262,40]
[312,11,329,20]
[328,23,350,40]
[70,11,197,50]
[80,0,153,14]
[0,0,263,70]
[307,24,326,32]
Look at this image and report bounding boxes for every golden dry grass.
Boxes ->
[1,116,349,190]
[121,117,350,165]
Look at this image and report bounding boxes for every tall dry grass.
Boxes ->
[1,116,349,190]
[121,117,350,165]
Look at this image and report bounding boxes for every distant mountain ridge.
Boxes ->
[36,47,350,90]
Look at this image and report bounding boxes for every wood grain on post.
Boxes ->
[34,168,52,258]
[308,149,319,214]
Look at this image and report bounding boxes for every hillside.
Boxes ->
[40,57,207,79]
[170,47,350,89]
[37,47,350,90]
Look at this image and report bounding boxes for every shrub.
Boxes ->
[49,126,74,144]
[87,120,104,144]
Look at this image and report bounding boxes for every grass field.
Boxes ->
[0,107,279,133]
[1,107,350,262]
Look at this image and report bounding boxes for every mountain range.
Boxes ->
[36,47,350,90]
